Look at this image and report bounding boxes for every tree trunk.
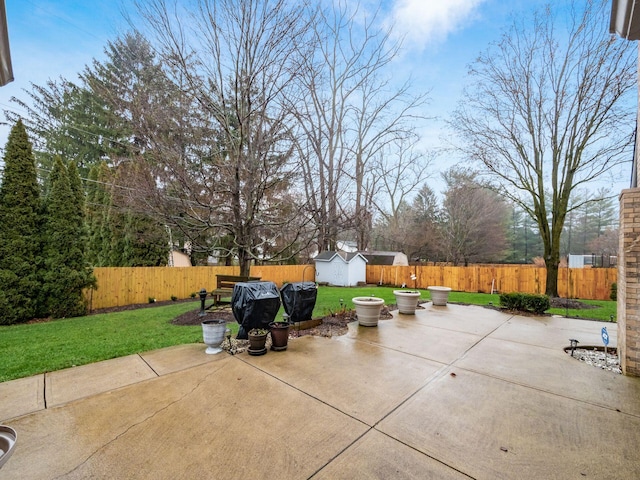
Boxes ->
[545,261,559,298]
[545,228,562,297]
[237,247,251,278]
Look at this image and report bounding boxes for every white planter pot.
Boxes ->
[202,319,228,354]
[428,286,452,306]
[393,290,421,314]
[352,296,385,327]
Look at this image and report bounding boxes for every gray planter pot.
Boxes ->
[393,290,421,314]
[201,319,227,354]
[428,286,452,306]
[352,296,385,327]
[0,425,17,471]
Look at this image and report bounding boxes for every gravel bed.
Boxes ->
[568,347,621,374]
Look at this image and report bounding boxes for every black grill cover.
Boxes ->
[232,281,281,339]
[280,282,317,323]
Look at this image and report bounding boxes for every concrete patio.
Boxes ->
[1,303,639,479]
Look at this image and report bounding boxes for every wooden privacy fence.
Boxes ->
[367,265,617,301]
[86,265,316,310]
[86,264,617,310]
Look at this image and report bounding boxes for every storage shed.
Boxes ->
[313,251,368,286]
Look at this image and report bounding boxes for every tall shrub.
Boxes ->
[0,120,42,324]
[41,157,95,318]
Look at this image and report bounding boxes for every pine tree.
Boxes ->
[87,161,112,266]
[0,120,42,324]
[41,157,95,318]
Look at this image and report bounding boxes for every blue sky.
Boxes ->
[0,0,631,195]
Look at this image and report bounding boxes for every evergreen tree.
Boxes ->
[0,120,42,324]
[122,213,168,266]
[91,162,112,266]
[41,157,95,318]
[66,160,85,208]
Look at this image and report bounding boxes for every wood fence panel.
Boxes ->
[87,264,617,309]
[249,265,316,287]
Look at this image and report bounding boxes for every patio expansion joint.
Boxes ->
[236,355,370,426]
[237,340,491,480]
[137,353,160,377]
[449,365,640,419]
[51,364,227,480]
[43,372,48,410]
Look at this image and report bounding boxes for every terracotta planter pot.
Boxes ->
[352,296,385,327]
[269,322,291,351]
[201,319,227,354]
[393,290,421,314]
[428,286,452,306]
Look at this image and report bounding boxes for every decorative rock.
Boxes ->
[568,347,621,374]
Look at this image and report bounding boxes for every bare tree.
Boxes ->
[439,168,508,266]
[291,1,426,253]
[451,0,636,295]
[587,228,618,257]
[372,138,432,251]
[130,0,313,275]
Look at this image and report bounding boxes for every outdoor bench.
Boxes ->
[209,274,261,306]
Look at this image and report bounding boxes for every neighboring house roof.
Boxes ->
[314,251,368,263]
[170,250,191,267]
[610,0,640,40]
[359,251,408,266]
[336,240,358,253]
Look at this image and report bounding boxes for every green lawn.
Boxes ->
[0,288,616,382]
[0,302,205,382]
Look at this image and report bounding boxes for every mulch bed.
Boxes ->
[29,296,599,329]
[549,297,599,310]
[171,303,397,338]
[91,296,598,335]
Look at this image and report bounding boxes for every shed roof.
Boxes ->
[314,251,368,263]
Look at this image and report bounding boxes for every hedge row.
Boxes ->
[499,292,550,314]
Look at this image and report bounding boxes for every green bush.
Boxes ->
[499,292,550,314]
[610,283,617,301]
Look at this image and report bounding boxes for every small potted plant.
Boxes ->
[269,316,291,351]
[352,296,385,327]
[393,290,421,314]
[247,328,269,356]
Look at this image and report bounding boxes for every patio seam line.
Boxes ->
[235,354,371,427]
[484,335,615,353]
[234,355,385,480]
[352,314,515,429]
[43,372,48,409]
[137,353,160,377]
[372,428,478,480]
[52,364,227,480]
[309,316,511,480]
[346,312,516,367]
[239,313,513,480]
[305,429,371,479]
[447,365,640,418]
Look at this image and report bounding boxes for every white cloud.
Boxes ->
[389,0,487,50]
